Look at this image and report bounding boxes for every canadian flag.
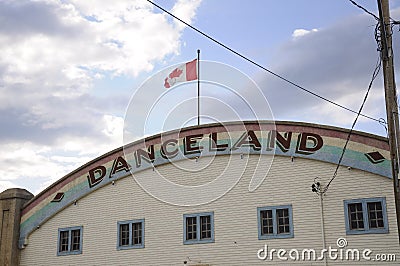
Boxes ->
[164,59,198,88]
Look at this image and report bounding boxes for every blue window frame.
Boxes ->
[117,219,144,250]
[257,205,294,239]
[344,197,388,235]
[183,212,214,244]
[57,226,83,256]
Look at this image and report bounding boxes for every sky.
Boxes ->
[1,0,400,195]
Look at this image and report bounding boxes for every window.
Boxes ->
[183,212,214,244]
[257,205,294,239]
[57,226,83,256]
[117,219,144,250]
[344,197,388,234]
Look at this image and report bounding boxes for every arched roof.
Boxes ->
[18,120,390,248]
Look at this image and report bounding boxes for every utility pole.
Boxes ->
[377,0,400,243]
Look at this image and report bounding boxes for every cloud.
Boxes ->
[251,10,397,131]
[0,180,22,194]
[0,0,201,87]
[171,0,201,30]
[0,0,202,194]
[0,141,94,194]
[292,28,318,39]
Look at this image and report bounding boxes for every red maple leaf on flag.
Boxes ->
[164,67,183,88]
[169,67,183,79]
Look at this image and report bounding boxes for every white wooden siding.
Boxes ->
[20,155,399,265]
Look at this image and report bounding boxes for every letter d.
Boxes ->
[257,244,268,260]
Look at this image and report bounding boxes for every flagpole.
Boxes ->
[197,49,200,126]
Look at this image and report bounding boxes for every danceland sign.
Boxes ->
[87,129,323,188]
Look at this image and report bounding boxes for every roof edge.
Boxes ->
[22,120,388,208]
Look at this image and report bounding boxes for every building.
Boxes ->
[0,120,399,265]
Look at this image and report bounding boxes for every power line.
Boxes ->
[147,0,383,123]
[322,57,382,194]
[313,17,383,193]
[347,0,379,20]
[347,0,400,24]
